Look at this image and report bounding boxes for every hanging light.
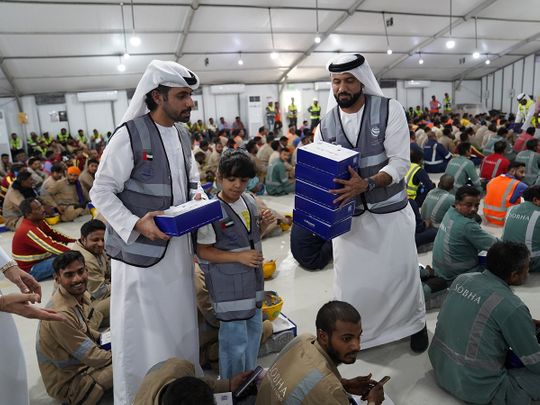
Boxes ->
[418,52,424,64]
[238,52,244,65]
[268,8,278,59]
[446,0,456,49]
[313,0,321,43]
[123,52,130,58]
[485,59,491,65]
[120,3,130,60]
[382,12,393,55]
[472,17,481,59]
[129,0,141,47]
[117,56,126,72]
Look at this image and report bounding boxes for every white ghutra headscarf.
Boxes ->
[121,60,200,124]
[325,53,384,114]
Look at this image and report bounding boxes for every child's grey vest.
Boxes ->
[199,194,264,322]
[105,114,195,267]
[320,94,408,216]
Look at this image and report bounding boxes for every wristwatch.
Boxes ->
[366,177,376,192]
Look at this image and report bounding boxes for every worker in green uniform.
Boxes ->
[429,241,540,405]
[420,174,455,228]
[503,185,540,273]
[444,142,481,193]
[432,186,498,282]
[515,139,540,185]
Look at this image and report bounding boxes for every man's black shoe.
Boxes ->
[410,325,429,353]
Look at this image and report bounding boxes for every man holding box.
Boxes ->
[90,60,204,404]
[315,53,427,351]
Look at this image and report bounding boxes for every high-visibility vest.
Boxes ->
[406,163,422,199]
[414,108,423,117]
[483,175,520,226]
[9,138,21,149]
[443,97,452,112]
[57,132,70,143]
[518,99,534,119]
[287,104,297,118]
[429,100,440,113]
[309,103,321,120]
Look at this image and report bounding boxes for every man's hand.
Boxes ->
[366,383,385,405]
[330,166,368,206]
[3,266,42,300]
[0,293,65,321]
[341,374,377,397]
[229,371,254,393]
[260,209,276,226]
[57,205,66,214]
[134,211,170,241]
[236,250,263,267]
[193,192,202,201]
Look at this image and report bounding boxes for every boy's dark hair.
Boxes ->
[218,149,255,178]
[316,301,361,336]
[51,163,64,174]
[410,148,423,164]
[246,140,258,154]
[144,85,171,111]
[486,241,529,280]
[508,161,525,171]
[497,127,508,136]
[526,127,535,135]
[80,219,106,238]
[523,185,540,202]
[493,141,506,154]
[526,139,538,151]
[270,140,280,151]
[87,158,99,166]
[456,142,471,156]
[161,376,215,405]
[19,197,38,217]
[45,150,55,159]
[266,133,275,143]
[28,157,41,166]
[53,251,85,275]
[455,185,480,202]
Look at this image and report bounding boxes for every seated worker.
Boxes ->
[444,142,481,193]
[432,186,498,284]
[265,147,295,196]
[514,126,536,152]
[37,251,112,405]
[429,241,540,405]
[256,301,385,405]
[420,174,455,228]
[27,156,46,189]
[406,148,434,207]
[79,158,99,201]
[12,198,75,281]
[70,219,111,326]
[47,166,89,222]
[458,128,485,166]
[410,199,437,253]
[40,163,65,209]
[480,140,510,184]
[515,138,540,185]
[290,224,333,271]
[503,185,540,273]
[133,358,252,405]
[483,127,513,158]
[2,171,38,230]
[484,162,528,226]
[423,128,452,173]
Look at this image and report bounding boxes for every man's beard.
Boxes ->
[326,340,358,365]
[334,89,363,108]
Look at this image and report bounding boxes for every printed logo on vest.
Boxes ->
[371,126,380,137]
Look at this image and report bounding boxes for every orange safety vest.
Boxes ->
[429,100,440,113]
[483,175,520,226]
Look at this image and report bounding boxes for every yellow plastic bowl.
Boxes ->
[45,214,60,225]
[263,260,276,279]
[279,214,293,232]
[262,291,283,322]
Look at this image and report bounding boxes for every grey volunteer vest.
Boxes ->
[105,113,194,267]
[199,194,264,322]
[320,94,408,215]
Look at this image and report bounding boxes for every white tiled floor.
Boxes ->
[2,187,539,404]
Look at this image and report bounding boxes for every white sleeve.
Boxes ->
[189,151,207,200]
[314,126,322,142]
[0,246,13,267]
[90,127,140,244]
[381,99,411,184]
[523,106,535,129]
[197,223,217,245]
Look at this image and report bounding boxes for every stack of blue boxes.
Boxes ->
[293,141,360,240]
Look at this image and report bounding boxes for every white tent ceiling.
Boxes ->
[0,0,538,97]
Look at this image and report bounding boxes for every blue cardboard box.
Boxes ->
[295,162,350,190]
[295,179,339,209]
[295,194,354,224]
[100,331,111,351]
[155,199,223,237]
[293,209,352,240]
[296,141,359,175]
[259,313,298,357]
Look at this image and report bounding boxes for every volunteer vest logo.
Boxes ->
[507,212,530,222]
[269,364,288,400]
[450,282,482,305]
[371,126,380,138]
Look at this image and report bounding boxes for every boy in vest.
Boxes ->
[503,185,540,273]
[256,301,385,405]
[406,148,434,207]
[197,149,275,379]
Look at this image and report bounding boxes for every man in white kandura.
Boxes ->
[315,53,427,351]
[90,60,204,404]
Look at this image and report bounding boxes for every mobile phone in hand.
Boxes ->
[233,366,264,398]
[377,376,391,386]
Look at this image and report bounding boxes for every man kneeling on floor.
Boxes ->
[429,241,540,404]
[36,251,112,405]
[256,300,385,405]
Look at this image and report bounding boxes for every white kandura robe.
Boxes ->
[315,99,426,349]
[0,247,29,405]
[90,123,202,405]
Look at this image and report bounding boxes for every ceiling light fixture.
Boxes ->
[129,0,141,47]
[120,3,130,58]
[472,17,480,59]
[485,59,491,65]
[382,12,392,55]
[446,0,456,49]
[238,52,244,65]
[117,56,126,72]
[418,52,424,64]
[314,0,321,43]
[268,8,278,60]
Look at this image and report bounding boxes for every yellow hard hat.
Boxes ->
[263,260,277,279]
[262,291,283,322]
[45,214,60,226]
